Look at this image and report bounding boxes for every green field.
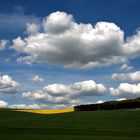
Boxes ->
[0,109,140,140]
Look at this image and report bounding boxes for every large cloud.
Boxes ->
[0,75,19,94]
[12,11,140,69]
[22,80,106,107]
[110,83,140,98]
[112,71,140,83]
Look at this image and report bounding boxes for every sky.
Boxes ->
[0,0,140,109]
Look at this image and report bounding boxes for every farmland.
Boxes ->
[0,109,140,140]
[16,108,74,114]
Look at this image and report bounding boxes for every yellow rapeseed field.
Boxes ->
[15,108,74,114]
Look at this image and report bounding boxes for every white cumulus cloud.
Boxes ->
[43,11,73,34]
[116,98,127,101]
[112,71,140,83]
[119,64,133,71]
[13,37,26,52]
[96,100,104,104]
[0,100,8,108]
[9,103,41,109]
[122,30,140,58]
[0,40,8,51]
[110,83,140,98]
[22,80,106,108]
[12,11,140,69]
[31,75,44,83]
[0,75,19,94]
[26,23,40,35]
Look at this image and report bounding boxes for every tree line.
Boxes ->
[74,98,140,111]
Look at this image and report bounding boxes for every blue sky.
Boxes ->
[0,0,140,109]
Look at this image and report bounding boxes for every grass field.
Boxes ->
[0,109,140,140]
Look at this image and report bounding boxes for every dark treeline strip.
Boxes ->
[74,98,140,111]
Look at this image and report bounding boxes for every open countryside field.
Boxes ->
[0,109,140,140]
